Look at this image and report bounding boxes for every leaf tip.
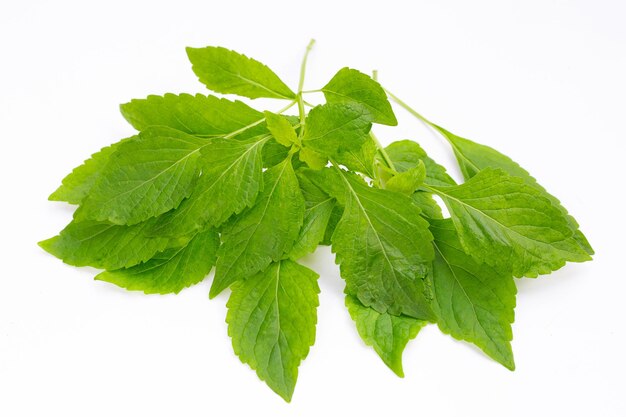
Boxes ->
[501,356,516,371]
[38,236,59,256]
[388,364,405,378]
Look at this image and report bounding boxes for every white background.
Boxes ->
[1,1,624,415]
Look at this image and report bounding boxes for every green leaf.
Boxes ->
[299,147,327,169]
[76,127,207,225]
[120,93,266,139]
[427,168,592,277]
[322,68,397,126]
[385,140,456,186]
[334,136,378,178]
[290,171,336,259]
[430,219,516,370]
[322,204,343,246]
[261,139,290,168]
[412,192,444,220]
[302,103,371,160]
[186,46,295,100]
[385,160,426,195]
[331,171,436,320]
[49,138,131,204]
[154,136,267,237]
[38,218,182,270]
[264,111,299,147]
[210,157,304,297]
[345,295,426,377]
[433,125,593,255]
[227,259,319,402]
[95,228,220,294]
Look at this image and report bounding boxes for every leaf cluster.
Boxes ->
[41,41,593,401]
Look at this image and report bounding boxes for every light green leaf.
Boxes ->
[335,136,377,178]
[345,295,426,377]
[95,228,219,294]
[430,219,516,370]
[290,171,336,259]
[412,192,444,220]
[154,136,267,237]
[385,140,456,186]
[38,218,182,270]
[264,111,299,147]
[331,171,436,320]
[49,138,131,204]
[227,259,319,402]
[186,46,295,100]
[120,93,266,139]
[76,127,207,225]
[210,157,304,297]
[299,147,327,169]
[385,160,426,195]
[426,168,592,277]
[322,68,397,126]
[302,103,371,160]
[433,124,593,255]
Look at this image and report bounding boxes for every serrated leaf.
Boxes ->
[427,168,592,277]
[430,219,516,370]
[335,136,377,178]
[322,67,397,126]
[290,171,336,259]
[385,140,456,186]
[322,204,343,246]
[264,111,299,147]
[345,295,426,377]
[95,228,219,294]
[210,157,304,297]
[38,218,181,270]
[299,147,327,169]
[433,124,593,255]
[302,103,371,160]
[76,127,208,225]
[411,192,444,220]
[227,259,319,402]
[120,93,266,139]
[154,136,267,237]
[49,137,131,204]
[186,46,295,100]
[385,160,426,195]
[331,171,436,320]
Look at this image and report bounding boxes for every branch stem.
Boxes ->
[383,87,435,127]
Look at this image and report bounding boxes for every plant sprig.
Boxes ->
[40,40,593,402]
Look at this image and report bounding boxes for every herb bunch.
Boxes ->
[40,40,593,401]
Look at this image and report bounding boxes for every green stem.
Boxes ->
[383,87,435,127]
[370,131,396,172]
[298,39,316,94]
[296,39,316,134]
